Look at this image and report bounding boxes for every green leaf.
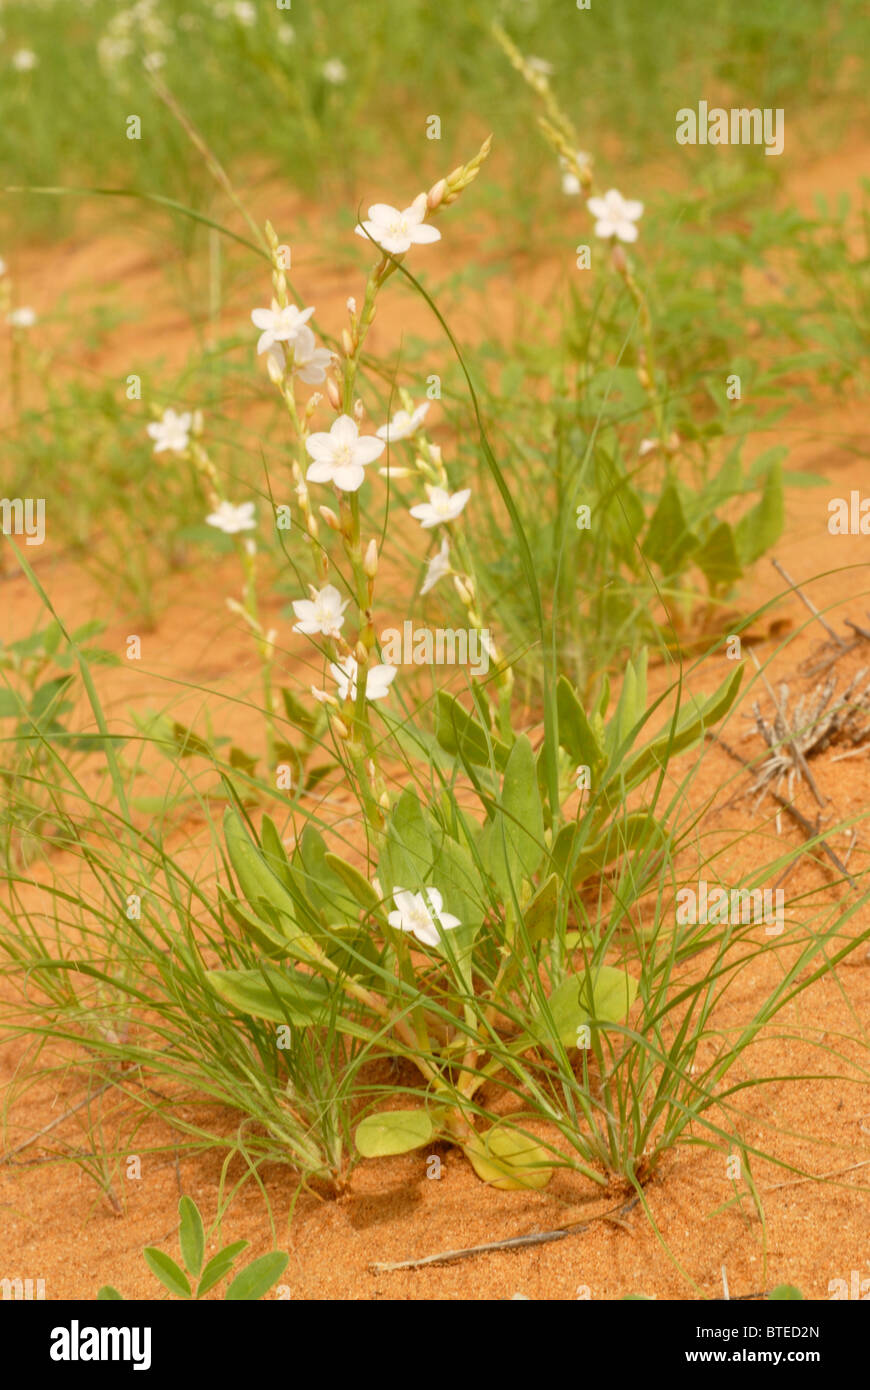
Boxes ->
[607,650,648,758]
[97,1285,124,1300]
[768,1284,803,1301]
[0,690,21,718]
[30,675,75,720]
[143,1248,192,1299]
[178,1196,205,1278]
[378,787,434,896]
[260,815,295,889]
[324,853,381,912]
[356,1108,435,1158]
[643,485,698,574]
[482,735,545,897]
[580,965,638,1023]
[435,691,510,769]
[196,1241,249,1299]
[206,965,333,1026]
[556,676,604,768]
[735,460,784,567]
[522,873,560,945]
[281,685,317,735]
[225,1252,289,1301]
[624,666,743,788]
[463,1127,552,1190]
[695,521,742,591]
[532,973,589,1050]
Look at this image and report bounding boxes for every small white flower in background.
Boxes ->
[12,50,38,71]
[143,51,166,71]
[233,1,256,23]
[376,401,430,442]
[559,151,591,196]
[355,195,441,256]
[251,301,315,355]
[330,655,396,703]
[410,484,471,529]
[0,257,6,277]
[146,407,192,453]
[206,500,257,535]
[7,306,37,328]
[305,414,385,493]
[288,326,332,384]
[420,539,451,596]
[587,189,644,243]
[277,22,295,44]
[323,57,347,84]
[388,887,461,947]
[526,55,553,76]
[292,584,349,638]
[638,438,658,457]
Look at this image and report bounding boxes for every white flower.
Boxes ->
[288,326,332,384]
[638,438,658,457]
[277,22,295,44]
[251,301,315,355]
[292,584,349,638]
[305,414,385,493]
[143,51,165,71]
[388,888,460,947]
[146,407,192,453]
[7,306,36,329]
[526,56,553,76]
[12,50,38,71]
[355,195,441,256]
[376,402,430,442]
[409,485,471,529]
[233,1,256,23]
[330,655,396,703]
[206,500,257,534]
[323,58,347,84]
[420,539,451,595]
[586,189,644,243]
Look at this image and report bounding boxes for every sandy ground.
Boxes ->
[1,138,868,1301]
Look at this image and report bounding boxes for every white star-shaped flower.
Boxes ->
[251,301,315,355]
[206,500,257,534]
[330,655,396,703]
[586,189,644,243]
[420,539,451,595]
[355,195,441,256]
[292,584,349,637]
[388,888,460,947]
[376,402,430,442]
[146,407,192,453]
[305,414,385,493]
[409,485,471,529]
[288,326,332,384]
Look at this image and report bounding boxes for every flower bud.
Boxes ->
[306,512,319,539]
[333,716,350,739]
[427,178,447,211]
[266,352,284,387]
[326,376,342,411]
[453,575,473,605]
[353,398,365,423]
[319,505,340,531]
[341,328,354,357]
[611,243,627,274]
[346,296,357,315]
[305,392,323,417]
[354,641,368,665]
[363,539,378,577]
